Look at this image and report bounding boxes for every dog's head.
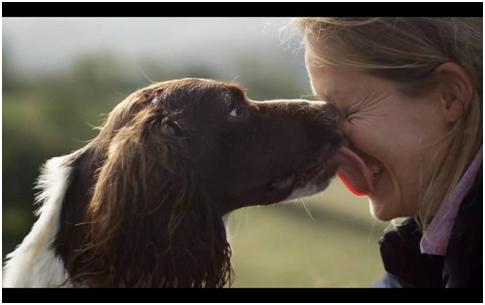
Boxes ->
[58,78,342,287]
[149,78,342,211]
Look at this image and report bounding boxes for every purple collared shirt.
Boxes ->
[420,146,483,256]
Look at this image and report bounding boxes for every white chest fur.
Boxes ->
[3,156,72,287]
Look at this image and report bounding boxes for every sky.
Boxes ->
[3,17,304,76]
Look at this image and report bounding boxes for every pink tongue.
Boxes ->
[333,146,374,196]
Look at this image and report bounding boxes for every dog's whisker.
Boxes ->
[367,219,378,244]
[141,69,155,85]
[302,200,315,221]
[230,75,241,83]
[72,138,92,144]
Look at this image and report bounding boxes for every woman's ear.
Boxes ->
[434,62,474,123]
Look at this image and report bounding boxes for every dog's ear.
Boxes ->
[81,109,180,286]
[75,106,231,287]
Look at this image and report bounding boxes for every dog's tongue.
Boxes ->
[333,146,374,196]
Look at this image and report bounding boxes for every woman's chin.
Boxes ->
[368,200,395,222]
[369,197,416,221]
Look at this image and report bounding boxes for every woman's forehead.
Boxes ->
[308,65,357,101]
[308,63,392,103]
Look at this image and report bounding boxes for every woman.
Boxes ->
[295,17,482,288]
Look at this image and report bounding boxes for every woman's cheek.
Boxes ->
[343,120,370,152]
[340,119,355,140]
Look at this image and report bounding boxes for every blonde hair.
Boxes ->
[295,17,482,230]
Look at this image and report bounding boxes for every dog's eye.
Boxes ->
[160,117,183,137]
[229,107,242,117]
[228,105,247,121]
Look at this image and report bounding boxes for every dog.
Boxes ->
[3,78,343,287]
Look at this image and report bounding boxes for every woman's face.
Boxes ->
[305,50,450,221]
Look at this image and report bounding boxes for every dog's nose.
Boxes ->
[293,100,340,124]
[320,102,337,117]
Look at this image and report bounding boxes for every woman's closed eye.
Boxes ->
[340,99,369,123]
[343,109,357,121]
[337,107,355,122]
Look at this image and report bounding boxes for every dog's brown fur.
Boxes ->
[50,78,342,287]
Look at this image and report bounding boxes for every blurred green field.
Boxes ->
[229,179,388,287]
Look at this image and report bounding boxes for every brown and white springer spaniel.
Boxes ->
[4,78,344,288]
